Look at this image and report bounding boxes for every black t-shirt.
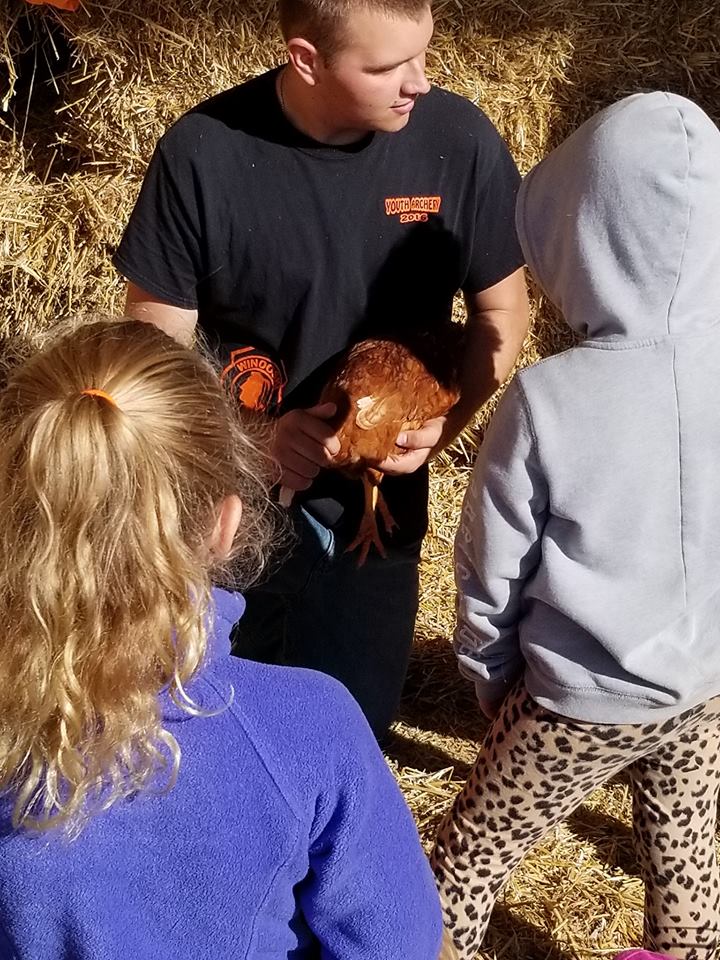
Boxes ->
[114,68,524,543]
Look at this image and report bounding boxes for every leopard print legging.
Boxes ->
[430,685,720,960]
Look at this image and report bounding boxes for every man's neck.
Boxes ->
[276,66,370,147]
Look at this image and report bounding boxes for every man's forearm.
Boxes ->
[439,303,529,450]
[436,266,530,451]
[123,282,198,346]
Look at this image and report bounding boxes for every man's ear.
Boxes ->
[209,494,243,560]
[286,37,322,86]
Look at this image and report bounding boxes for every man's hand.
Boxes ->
[376,415,446,475]
[274,402,340,492]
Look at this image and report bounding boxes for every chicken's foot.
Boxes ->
[375,487,398,535]
[345,471,398,567]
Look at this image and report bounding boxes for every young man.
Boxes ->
[114,0,529,740]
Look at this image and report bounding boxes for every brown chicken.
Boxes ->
[319,326,463,565]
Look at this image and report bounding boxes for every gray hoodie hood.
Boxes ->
[515,92,720,340]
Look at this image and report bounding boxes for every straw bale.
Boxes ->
[2,0,720,956]
[1,5,24,112]
[33,0,285,175]
[0,164,129,337]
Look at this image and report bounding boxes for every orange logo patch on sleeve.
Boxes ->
[384,195,442,224]
[221,346,286,414]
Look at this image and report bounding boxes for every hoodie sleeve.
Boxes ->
[297,681,443,960]
[454,376,548,715]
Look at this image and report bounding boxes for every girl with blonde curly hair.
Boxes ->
[0,318,444,960]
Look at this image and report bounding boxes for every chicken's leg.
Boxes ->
[345,470,398,566]
[375,487,398,536]
[366,467,398,536]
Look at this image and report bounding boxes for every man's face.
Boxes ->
[315,5,433,136]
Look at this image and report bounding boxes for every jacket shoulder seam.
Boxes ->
[200,674,309,825]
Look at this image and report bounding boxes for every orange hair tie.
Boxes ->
[80,388,118,408]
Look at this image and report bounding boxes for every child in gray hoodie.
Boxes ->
[431,91,720,960]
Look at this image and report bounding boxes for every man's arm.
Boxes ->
[442,265,530,447]
[123,281,339,493]
[380,266,530,474]
[124,282,198,346]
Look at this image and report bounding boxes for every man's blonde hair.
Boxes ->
[279,0,431,58]
[0,319,278,835]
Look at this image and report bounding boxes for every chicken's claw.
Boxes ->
[344,471,399,566]
[345,513,388,567]
[375,489,398,535]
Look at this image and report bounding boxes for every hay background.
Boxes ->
[2,1,719,955]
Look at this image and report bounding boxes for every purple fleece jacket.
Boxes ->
[0,589,442,959]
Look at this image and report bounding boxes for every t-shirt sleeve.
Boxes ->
[113,129,205,309]
[462,116,525,295]
[296,682,443,959]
